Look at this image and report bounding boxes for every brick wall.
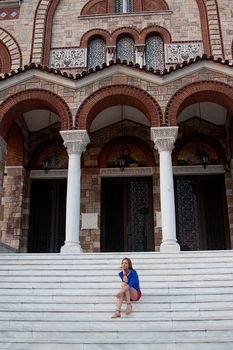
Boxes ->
[0,167,30,251]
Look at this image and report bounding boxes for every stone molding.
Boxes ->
[30,169,68,179]
[60,130,90,155]
[173,164,225,175]
[151,127,178,152]
[100,167,154,177]
[0,1,21,9]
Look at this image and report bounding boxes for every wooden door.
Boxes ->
[101,177,154,252]
[28,179,66,253]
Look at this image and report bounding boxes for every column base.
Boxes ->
[160,241,180,253]
[60,242,83,254]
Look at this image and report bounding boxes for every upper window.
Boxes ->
[81,0,169,16]
[117,36,135,63]
[88,37,106,69]
[116,0,134,13]
[145,35,164,71]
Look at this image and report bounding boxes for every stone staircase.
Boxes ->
[0,251,233,349]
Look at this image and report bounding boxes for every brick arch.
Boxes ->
[81,0,107,15]
[0,41,11,73]
[111,27,140,45]
[81,0,169,15]
[99,135,155,167]
[0,89,73,140]
[6,123,24,166]
[195,0,211,55]
[165,81,233,127]
[142,0,169,11]
[0,28,22,70]
[75,85,163,130]
[139,25,171,45]
[30,0,60,66]
[80,29,111,47]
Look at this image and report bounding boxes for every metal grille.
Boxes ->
[88,38,106,69]
[128,180,149,251]
[117,36,135,63]
[175,178,200,250]
[145,35,164,71]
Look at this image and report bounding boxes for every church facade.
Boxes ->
[0,0,233,253]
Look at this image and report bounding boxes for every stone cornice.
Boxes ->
[1,55,233,91]
[0,0,21,9]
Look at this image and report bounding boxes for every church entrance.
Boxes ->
[174,175,230,251]
[101,177,154,252]
[28,179,66,253]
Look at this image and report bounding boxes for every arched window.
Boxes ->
[88,37,106,69]
[116,0,134,13]
[145,35,164,71]
[116,36,135,63]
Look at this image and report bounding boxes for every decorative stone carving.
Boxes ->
[165,42,203,64]
[151,127,178,152]
[50,48,87,69]
[60,130,90,155]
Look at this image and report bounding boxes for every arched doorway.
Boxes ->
[173,101,230,250]
[97,106,155,252]
[27,110,68,253]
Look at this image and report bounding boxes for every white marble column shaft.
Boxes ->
[60,130,90,253]
[151,127,180,252]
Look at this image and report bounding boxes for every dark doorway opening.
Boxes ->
[101,177,154,252]
[28,179,66,253]
[174,175,230,251]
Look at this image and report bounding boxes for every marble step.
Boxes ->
[0,309,233,320]
[0,328,233,341]
[1,272,233,282]
[0,338,233,350]
[1,300,233,311]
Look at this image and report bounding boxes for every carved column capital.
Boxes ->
[151,127,178,152]
[60,130,90,155]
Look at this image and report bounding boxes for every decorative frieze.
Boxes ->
[165,42,203,64]
[0,8,19,19]
[50,48,87,69]
[0,0,21,19]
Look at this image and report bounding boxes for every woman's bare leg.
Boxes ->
[129,287,138,301]
[112,283,126,318]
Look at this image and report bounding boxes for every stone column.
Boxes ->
[135,46,145,67]
[60,130,90,253]
[151,127,180,252]
[0,137,7,204]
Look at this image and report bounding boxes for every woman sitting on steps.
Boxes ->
[112,257,141,318]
